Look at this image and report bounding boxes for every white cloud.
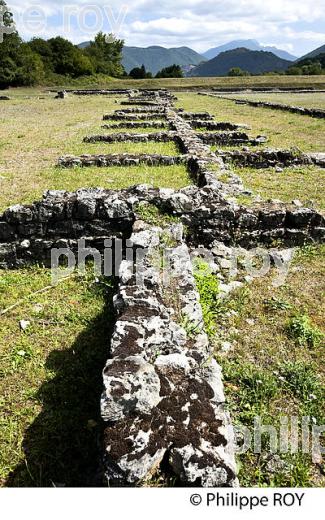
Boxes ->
[5,0,325,55]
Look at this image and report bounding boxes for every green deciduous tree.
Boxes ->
[155,64,183,78]
[129,64,152,79]
[84,32,124,76]
[228,67,251,77]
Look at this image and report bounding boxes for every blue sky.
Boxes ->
[6,0,325,57]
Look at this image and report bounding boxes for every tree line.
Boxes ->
[128,64,183,79]
[0,0,125,88]
[0,0,183,89]
[0,0,323,88]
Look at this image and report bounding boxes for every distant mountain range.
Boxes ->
[190,48,291,77]
[203,39,297,61]
[78,39,324,76]
[78,42,206,74]
[298,44,325,62]
[121,46,205,74]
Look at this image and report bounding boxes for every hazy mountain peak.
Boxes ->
[190,47,291,77]
[203,40,297,61]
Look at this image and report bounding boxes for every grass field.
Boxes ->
[215,245,325,486]
[0,84,324,487]
[176,93,325,151]
[225,92,325,109]
[5,74,325,91]
[0,268,115,487]
[0,92,188,212]
[238,166,325,210]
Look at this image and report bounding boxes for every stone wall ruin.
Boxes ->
[1,87,324,487]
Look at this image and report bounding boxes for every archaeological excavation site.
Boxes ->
[1,87,324,488]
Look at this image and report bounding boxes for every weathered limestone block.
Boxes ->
[4,204,35,224]
[101,223,238,486]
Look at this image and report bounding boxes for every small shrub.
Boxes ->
[264,297,292,311]
[286,314,324,348]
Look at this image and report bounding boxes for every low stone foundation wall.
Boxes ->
[181,112,214,121]
[190,120,250,131]
[66,89,136,96]
[103,112,167,121]
[219,148,323,168]
[101,222,238,486]
[116,107,167,114]
[57,153,186,168]
[1,187,324,268]
[199,132,267,146]
[83,132,177,144]
[120,100,161,106]
[83,131,267,147]
[232,98,325,119]
[102,121,169,130]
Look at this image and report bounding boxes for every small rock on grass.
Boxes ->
[220,341,232,353]
[19,320,30,331]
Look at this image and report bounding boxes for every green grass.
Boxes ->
[68,140,180,156]
[225,92,325,110]
[6,75,325,91]
[102,126,169,134]
[176,93,325,151]
[193,259,223,338]
[0,267,116,486]
[237,166,325,210]
[210,245,325,487]
[193,242,325,487]
[287,314,324,348]
[0,92,187,211]
[134,202,180,227]
[50,164,189,194]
